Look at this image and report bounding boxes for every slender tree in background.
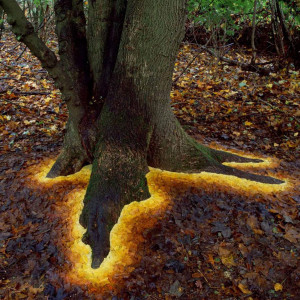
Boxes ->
[0,6,4,39]
[0,0,283,268]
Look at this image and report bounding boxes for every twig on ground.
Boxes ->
[8,42,22,53]
[0,89,50,95]
[173,50,204,83]
[16,46,27,61]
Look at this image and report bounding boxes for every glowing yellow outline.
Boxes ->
[26,150,293,291]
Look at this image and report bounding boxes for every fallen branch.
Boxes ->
[15,90,50,95]
[0,89,50,95]
[200,45,272,76]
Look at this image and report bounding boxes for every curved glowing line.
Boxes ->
[25,150,292,292]
[209,144,280,169]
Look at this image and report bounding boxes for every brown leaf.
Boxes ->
[283,226,300,243]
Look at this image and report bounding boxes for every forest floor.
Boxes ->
[0,31,299,299]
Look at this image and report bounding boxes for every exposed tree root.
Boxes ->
[46,150,88,178]
[147,108,264,173]
[203,164,284,184]
[48,105,283,267]
[208,147,263,164]
[47,115,96,178]
[79,142,150,268]
[82,140,283,268]
[80,193,118,269]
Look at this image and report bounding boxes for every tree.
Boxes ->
[0,5,4,39]
[0,0,283,269]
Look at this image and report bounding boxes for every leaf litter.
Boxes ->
[0,31,299,299]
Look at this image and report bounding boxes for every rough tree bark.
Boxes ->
[1,0,284,269]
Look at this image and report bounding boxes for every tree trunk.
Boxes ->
[49,0,128,177]
[79,0,283,268]
[47,0,98,177]
[80,0,188,268]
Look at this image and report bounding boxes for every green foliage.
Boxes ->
[33,0,50,7]
[187,0,299,37]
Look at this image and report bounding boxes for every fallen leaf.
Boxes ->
[238,283,252,294]
[195,280,202,289]
[274,283,283,291]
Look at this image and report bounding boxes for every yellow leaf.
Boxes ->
[221,254,236,267]
[274,283,283,291]
[245,121,252,126]
[41,79,50,89]
[54,107,59,113]
[197,80,204,88]
[24,84,30,91]
[253,229,264,235]
[238,283,252,294]
[44,97,51,104]
[50,125,57,131]
[286,141,296,148]
[266,83,273,88]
